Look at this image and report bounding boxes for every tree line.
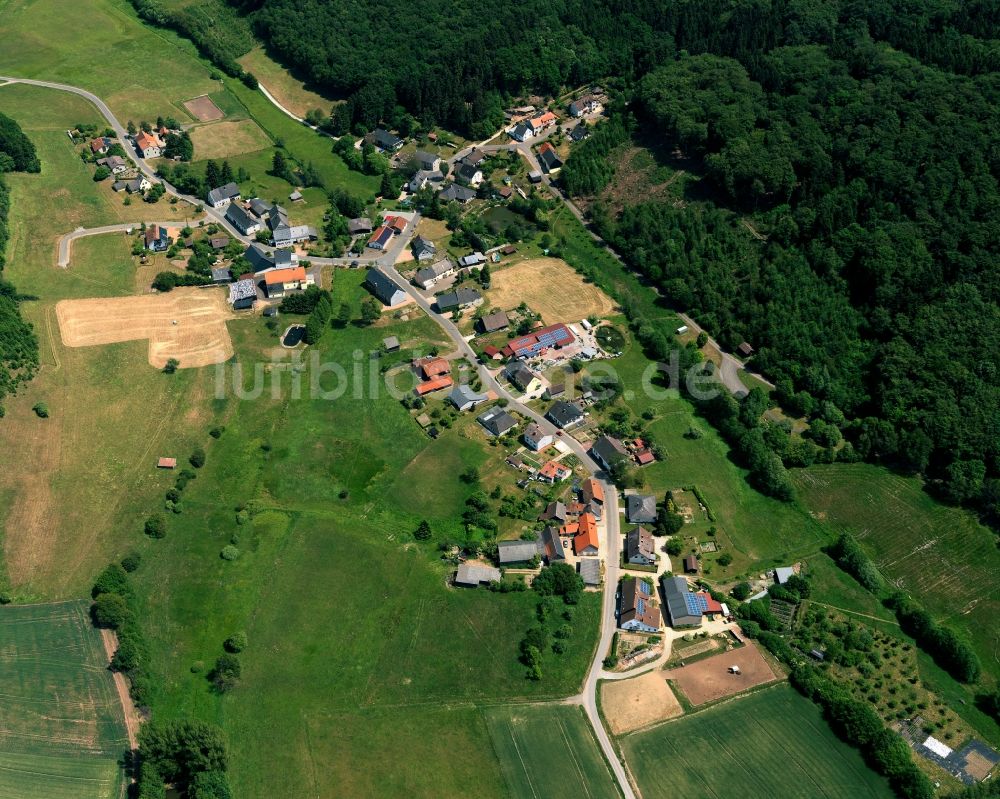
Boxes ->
[0,113,40,418]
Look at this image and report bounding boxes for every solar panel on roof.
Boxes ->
[684,593,709,614]
[636,599,645,615]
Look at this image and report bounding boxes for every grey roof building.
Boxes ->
[537,147,563,173]
[539,501,567,522]
[248,198,271,217]
[413,150,441,171]
[458,251,486,267]
[578,558,601,586]
[226,203,261,235]
[448,384,489,411]
[569,124,590,142]
[455,562,501,586]
[498,539,541,564]
[228,278,257,310]
[411,235,437,261]
[477,406,517,436]
[272,224,317,248]
[439,183,477,203]
[211,267,232,284]
[504,360,537,392]
[348,217,373,235]
[661,575,702,628]
[456,162,482,184]
[244,244,297,273]
[590,435,628,471]
[540,526,566,561]
[206,182,240,207]
[627,494,658,524]
[546,400,584,429]
[369,128,404,151]
[365,269,407,306]
[414,258,455,289]
[478,309,509,333]
[436,287,482,312]
[625,526,656,566]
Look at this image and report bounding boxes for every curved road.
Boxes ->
[384,262,636,798]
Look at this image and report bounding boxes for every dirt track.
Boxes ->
[663,642,778,706]
[56,288,235,368]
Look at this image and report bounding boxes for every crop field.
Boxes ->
[488,257,616,324]
[794,464,1000,682]
[188,119,271,160]
[0,601,128,799]
[484,705,621,799]
[621,684,895,799]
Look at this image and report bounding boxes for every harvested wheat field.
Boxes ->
[488,257,615,323]
[663,642,779,706]
[183,94,224,122]
[56,288,235,368]
[189,119,271,160]
[602,671,683,734]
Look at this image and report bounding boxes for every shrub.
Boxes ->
[189,447,206,468]
[120,552,141,572]
[145,514,167,539]
[32,402,49,418]
[210,654,241,692]
[91,593,131,628]
[223,632,247,653]
[92,563,130,598]
[209,426,225,439]
[220,545,240,561]
[163,358,180,374]
[718,552,733,566]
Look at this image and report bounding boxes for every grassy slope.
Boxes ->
[622,684,894,799]
[484,704,622,799]
[0,601,129,798]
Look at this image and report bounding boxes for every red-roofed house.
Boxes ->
[263,266,309,298]
[134,131,163,158]
[482,345,502,361]
[573,512,599,555]
[581,478,604,505]
[416,375,454,395]
[503,323,574,358]
[529,111,557,132]
[537,460,572,484]
[415,356,450,379]
[636,450,655,466]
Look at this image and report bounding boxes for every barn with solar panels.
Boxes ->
[661,575,704,628]
[502,323,575,358]
[619,576,661,632]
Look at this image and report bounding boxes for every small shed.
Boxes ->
[157,457,177,469]
[383,336,400,352]
[738,341,755,357]
[683,554,699,574]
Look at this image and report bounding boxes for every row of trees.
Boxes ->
[0,114,40,418]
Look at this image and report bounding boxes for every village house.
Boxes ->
[411,235,437,261]
[225,203,262,236]
[209,236,230,250]
[477,406,517,437]
[99,155,129,174]
[581,477,604,507]
[244,244,298,273]
[416,375,454,396]
[501,322,574,358]
[413,150,441,171]
[367,225,394,250]
[348,217,373,236]
[228,278,257,310]
[458,251,486,268]
[413,258,456,290]
[625,526,657,566]
[414,356,450,380]
[206,182,241,209]
[116,176,150,194]
[573,512,599,555]
[539,501,567,524]
[435,287,483,313]
[478,309,509,334]
[365,268,408,306]
[540,526,566,562]
[529,111,557,134]
[619,577,661,632]
[569,124,591,143]
[627,494,658,525]
[546,400,584,429]
[568,95,603,117]
[661,576,722,628]
[448,384,489,411]
[504,360,542,394]
[133,130,163,158]
[454,562,501,587]
[263,266,311,298]
[367,128,404,152]
[408,169,444,193]
[144,224,171,252]
[537,142,563,174]
[537,460,572,485]
[589,435,628,472]
[523,422,553,451]
[272,223,317,248]
[455,162,483,187]
[439,183,477,204]
[89,137,111,155]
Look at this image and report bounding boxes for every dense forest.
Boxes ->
[0,113,39,417]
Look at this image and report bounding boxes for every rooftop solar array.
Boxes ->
[684,593,710,614]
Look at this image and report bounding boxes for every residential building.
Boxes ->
[482,345,502,361]
[244,244,298,273]
[263,266,310,298]
[478,309,509,333]
[573,512,599,555]
[539,501,567,523]
[540,526,566,561]
[416,375,454,395]
[568,95,602,117]
[348,217,373,235]
[367,225,394,250]
[206,182,240,209]
[413,258,455,289]
[408,169,444,193]
[144,225,171,252]
[619,577,661,632]
[411,235,437,261]
[462,149,486,167]
[385,215,408,235]
[590,435,628,472]
[455,562,501,587]
[414,356,450,379]
[456,162,483,186]
[101,155,128,174]
[477,406,517,437]
[529,111,557,133]
[625,526,656,566]
[546,400,584,429]
[89,137,110,155]
[272,224,317,248]
[581,478,604,506]
[627,494,658,524]
[537,142,563,174]
[504,360,541,394]
[413,150,441,171]
[458,251,486,268]
[510,122,534,142]
[365,269,408,306]
[439,183,477,203]
[225,203,262,236]
[134,130,162,158]
[209,236,230,249]
[436,287,483,312]
[537,460,571,485]
[228,279,257,310]
[498,539,540,564]
[448,384,489,411]
[523,422,553,451]
[367,128,404,152]
[502,322,574,358]
[125,177,151,194]
[248,198,271,218]
[569,124,590,143]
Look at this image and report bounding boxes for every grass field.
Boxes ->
[794,464,1000,686]
[484,705,621,799]
[0,601,128,798]
[488,256,616,324]
[237,46,337,119]
[622,683,894,799]
[188,118,271,160]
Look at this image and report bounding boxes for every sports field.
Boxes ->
[488,257,616,324]
[484,705,621,799]
[621,684,895,799]
[794,464,1000,682]
[0,601,128,799]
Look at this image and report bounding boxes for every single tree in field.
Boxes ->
[163,358,180,374]
[360,298,380,325]
[414,520,432,541]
